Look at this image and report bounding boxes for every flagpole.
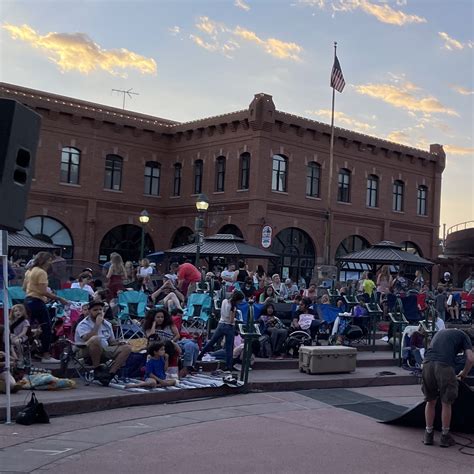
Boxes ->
[325,41,338,265]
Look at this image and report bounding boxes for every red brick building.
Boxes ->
[0,82,445,282]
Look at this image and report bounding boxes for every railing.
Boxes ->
[446,220,474,236]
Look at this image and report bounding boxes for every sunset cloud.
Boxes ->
[2,23,157,76]
[190,17,303,61]
[306,109,375,133]
[234,0,251,11]
[450,85,474,95]
[168,26,181,36]
[444,144,474,156]
[438,31,473,51]
[355,80,458,116]
[299,0,426,26]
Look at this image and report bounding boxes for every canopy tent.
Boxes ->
[8,232,60,250]
[336,240,434,284]
[165,233,278,260]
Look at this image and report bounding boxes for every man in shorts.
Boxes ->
[422,328,473,447]
[74,300,132,386]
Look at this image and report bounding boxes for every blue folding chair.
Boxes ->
[183,292,213,333]
[116,291,148,340]
[56,288,90,303]
[8,286,26,305]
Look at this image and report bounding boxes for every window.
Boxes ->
[239,152,250,190]
[215,156,226,192]
[337,169,351,202]
[60,147,80,184]
[366,174,379,208]
[173,163,182,196]
[272,154,287,192]
[417,185,428,216]
[306,162,321,197]
[104,154,123,190]
[144,161,160,196]
[393,180,404,211]
[194,159,203,194]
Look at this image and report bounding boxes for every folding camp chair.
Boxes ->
[116,291,148,340]
[56,288,90,304]
[8,286,26,305]
[183,292,213,334]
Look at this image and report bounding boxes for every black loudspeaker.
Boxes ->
[0,99,41,231]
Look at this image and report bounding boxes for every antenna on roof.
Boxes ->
[111,88,139,110]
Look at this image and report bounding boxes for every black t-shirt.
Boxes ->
[424,329,472,368]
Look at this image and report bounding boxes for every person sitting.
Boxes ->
[71,272,95,298]
[271,274,288,302]
[74,300,132,386]
[284,278,300,300]
[150,279,184,311]
[9,304,32,367]
[205,271,221,294]
[259,285,277,304]
[463,271,474,294]
[293,297,322,342]
[0,325,22,393]
[439,271,453,291]
[125,342,176,389]
[257,303,288,359]
[241,276,257,301]
[302,282,318,304]
[446,288,460,322]
[137,258,154,279]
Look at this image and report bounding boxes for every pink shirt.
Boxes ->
[178,263,201,283]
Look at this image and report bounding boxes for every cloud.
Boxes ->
[299,0,426,26]
[2,23,157,76]
[444,145,474,156]
[438,32,473,51]
[168,26,181,36]
[234,0,250,11]
[190,17,303,61]
[451,85,474,95]
[354,80,458,116]
[305,109,375,133]
[386,129,411,143]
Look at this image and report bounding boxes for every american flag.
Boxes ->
[330,55,345,93]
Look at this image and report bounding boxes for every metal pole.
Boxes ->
[1,231,12,424]
[195,214,202,268]
[140,225,145,260]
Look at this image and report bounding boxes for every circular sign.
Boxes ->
[261,225,272,248]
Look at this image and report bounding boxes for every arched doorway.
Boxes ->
[269,227,315,286]
[99,225,154,263]
[400,241,422,256]
[335,235,370,258]
[21,216,74,258]
[171,227,194,248]
[218,224,243,238]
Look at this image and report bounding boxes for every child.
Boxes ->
[125,342,176,389]
[9,304,31,366]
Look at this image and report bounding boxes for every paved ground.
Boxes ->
[1,386,473,474]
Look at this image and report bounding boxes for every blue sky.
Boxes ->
[1,0,472,234]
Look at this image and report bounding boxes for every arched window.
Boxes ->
[173,163,182,196]
[171,227,194,248]
[269,227,316,286]
[60,147,80,185]
[194,160,203,194]
[400,241,422,256]
[417,185,428,216]
[306,162,321,197]
[21,216,74,258]
[393,180,404,212]
[366,174,379,208]
[144,161,160,196]
[335,235,370,259]
[239,152,250,190]
[337,169,351,202]
[272,154,287,192]
[99,225,154,263]
[215,156,226,192]
[104,154,123,191]
[218,224,244,238]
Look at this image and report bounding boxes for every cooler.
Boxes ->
[299,345,357,374]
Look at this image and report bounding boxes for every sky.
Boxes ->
[1,0,473,235]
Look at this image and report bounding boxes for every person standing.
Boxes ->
[106,253,126,299]
[23,252,68,363]
[422,329,473,447]
[177,261,201,297]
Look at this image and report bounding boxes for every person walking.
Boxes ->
[422,329,473,447]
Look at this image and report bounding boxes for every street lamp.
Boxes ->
[139,209,150,260]
[194,194,209,269]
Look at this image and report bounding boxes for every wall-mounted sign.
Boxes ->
[261,225,272,248]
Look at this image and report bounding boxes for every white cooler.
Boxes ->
[299,345,357,374]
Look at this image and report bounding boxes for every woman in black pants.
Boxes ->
[23,252,68,363]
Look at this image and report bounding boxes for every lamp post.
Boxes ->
[194,194,209,269]
[139,209,150,261]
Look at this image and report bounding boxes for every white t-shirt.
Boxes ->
[138,266,154,278]
[70,282,94,297]
[219,299,235,324]
[75,317,114,347]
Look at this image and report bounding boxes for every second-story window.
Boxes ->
[393,180,404,211]
[306,162,321,197]
[239,152,250,190]
[417,185,428,216]
[272,154,287,192]
[337,168,351,203]
[144,161,160,196]
[366,174,379,208]
[215,156,226,192]
[173,163,182,196]
[104,154,123,191]
[194,159,203,194]
[60,147,80,185]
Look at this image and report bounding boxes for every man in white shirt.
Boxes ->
[75,301,131,386]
